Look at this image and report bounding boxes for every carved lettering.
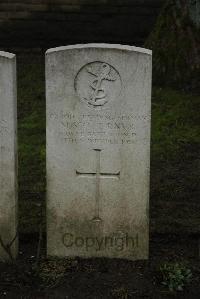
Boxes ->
[49,110,150,145]
[0,120,8,136]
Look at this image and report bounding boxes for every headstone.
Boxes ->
[46,44,152,260]
[189,0,200,28]
[0,51,18,261]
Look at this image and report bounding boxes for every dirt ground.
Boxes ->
[0,234,200,298]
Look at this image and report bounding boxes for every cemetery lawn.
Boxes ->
[1,53,198,298]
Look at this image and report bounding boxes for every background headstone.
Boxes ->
[46,44,152,260]
[0,51,18,261]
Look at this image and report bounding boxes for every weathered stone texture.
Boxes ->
[46,44,152,260]
[0,51,18,261]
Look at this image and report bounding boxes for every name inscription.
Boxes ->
[49,111,150,145]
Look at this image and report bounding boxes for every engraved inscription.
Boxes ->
[49,110,150,145]
[0,120,8,136]
[75,62,122,109]
[76,149,120,222]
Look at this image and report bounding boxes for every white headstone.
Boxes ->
[46,44,152,260]
[0,51,18,261]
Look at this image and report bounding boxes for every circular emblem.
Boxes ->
[75,61,121,109]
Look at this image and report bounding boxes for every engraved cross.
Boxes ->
[76,149,120,222]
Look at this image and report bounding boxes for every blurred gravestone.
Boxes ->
[0,51,18,261]
[46,44,152,260]
[182,0,200,27]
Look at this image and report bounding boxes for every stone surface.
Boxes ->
[0,51,17,261]
[46,43,152,260]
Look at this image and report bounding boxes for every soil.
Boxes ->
[0,234,200,298]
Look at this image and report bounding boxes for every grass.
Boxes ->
[18,54,46,233]
[152,88,200,160]
[151,88,200,233]
[17,53,200,234]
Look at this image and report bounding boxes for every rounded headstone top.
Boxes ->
[46,43,152,56]
[0,51,15,59]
